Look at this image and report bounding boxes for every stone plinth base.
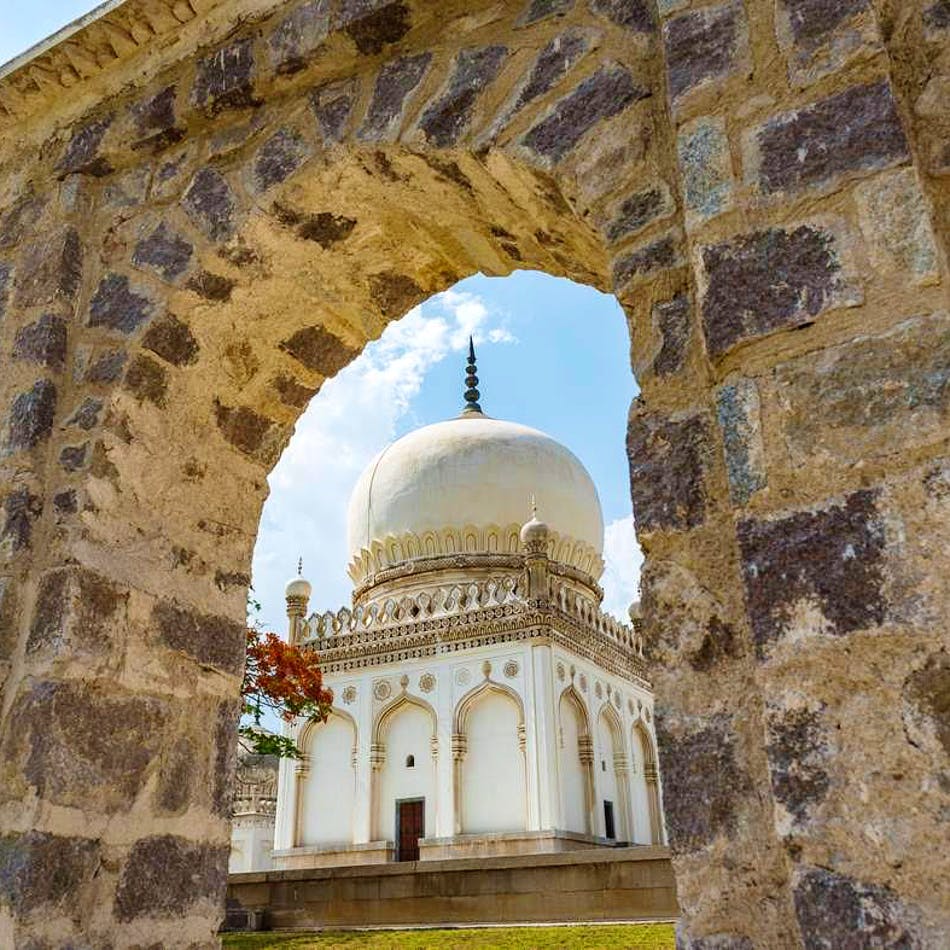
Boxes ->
[273,840,393,869]
[227,846,677,931]
[418,829,615,861]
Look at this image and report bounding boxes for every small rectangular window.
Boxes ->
[604,800,615,840]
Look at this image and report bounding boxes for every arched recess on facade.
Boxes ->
[632,719,664,845]
[557,685,596,836]
[371,691,438,843]
[596,702,630,841]
[295,707,358,847]
[453,679,527,835]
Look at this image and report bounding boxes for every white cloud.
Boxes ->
[600,514,644,622]
[251,289,514,633]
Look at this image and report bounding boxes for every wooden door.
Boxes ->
[396,799,424,862]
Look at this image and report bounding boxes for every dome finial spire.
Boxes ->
[462,336,482,416]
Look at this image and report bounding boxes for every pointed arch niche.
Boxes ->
[632,720,664,846]
[557,685,595,836]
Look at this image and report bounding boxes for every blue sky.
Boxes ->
[2,9,643,634]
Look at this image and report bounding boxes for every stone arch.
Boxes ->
[0,0,945,945]
[558,684,595,836]
[596,701,630,841]
[373,691,437,747]
[632,719,663,846]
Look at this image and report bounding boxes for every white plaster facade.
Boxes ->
[273,358,665,868]
[229,753,278,873]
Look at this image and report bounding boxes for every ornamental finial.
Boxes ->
[462,336,482,415]
[297,556,303,576]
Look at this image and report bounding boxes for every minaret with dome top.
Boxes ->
[273,342,664,869]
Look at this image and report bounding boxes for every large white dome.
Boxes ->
[346,413,604,585]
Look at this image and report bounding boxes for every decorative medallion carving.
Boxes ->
[455,668,471,687]
[556,662,566,682]
[342,685,357,705]
[373,679,392,701]
[419,672,436,693]
[503,659,519,679]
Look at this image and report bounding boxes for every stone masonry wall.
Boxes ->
[0,0,946,947]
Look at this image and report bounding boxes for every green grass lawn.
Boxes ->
[222,923,676,950]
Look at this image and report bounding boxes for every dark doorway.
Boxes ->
[604,800,615,840]
[396,798,425,862]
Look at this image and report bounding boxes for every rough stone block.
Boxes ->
[130,85,184,153]
[737,490,886,657]
[700,222,855,357]
[151,599,245,674]
[771,314,949,468]
[512,31,589,121]
[88,274,156,334]
[590,0,654,32]
[613,234,679,289]
[652,294,691,376]
[5,380,57,453]
[12,315,68,371]
[27,565,123,657]
[627,408,709,532]
[793,867,925,949]
[520,0,573,25]
[359,53,433,141]
[252,128,311,193]
[213,698,241,817]
[59,443,88,472]
[115,835,228,921]
[187,270,236,302]
[924,0,950,32]
[56,113,114,177]
[750,81,908,195]
[663,2,748,102]
[343,1,411,56]
[310,79,358,142]
[522,64,646,163]
[142,314,199,366]
[716,379,766,505]
[654,711,751,854]
[854,168,938,284]
[268,0,331,75]
[273,374,318,408]
[13,227,82,309]
[0,831,100,917]
[368,271,426,317]
[84,350,127,384]
[192,37,258,115]
[0,194,47,251]
[1,487,42,554]
[606,184,673,243]
[124,354,168,407]
[132,223,194,282]
[213,400,281,462]
[419,46,507,148]
[675,927,754,950]
[279,324,357,375]
[182,167,236,242]
[66,398,103,431]
[6,680,169,812]
[0,262,11,322]
[902,651,950,756]
[677,116,733,225]
[764,699,831,832]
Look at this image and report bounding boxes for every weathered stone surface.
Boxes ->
[655,712,751,854]
[1,487,42,553]
[253,128,310,191]
[84,350,127,384]
[613,234,678,288]
[88,274,155,334]
[521,0,573,25]
[213,699,241,817]
[0,194,46,251]
[52,489,78,517]
[156,737,196,813]
[192,38,258,115]
[652,294,691,376]
[523,64,645,162]
[130,85,184,152]
[369,271,426,317]
[182,167,236,242]
[606,185,673,243]
[187,270,236,302]
[510,31,589,120]
[902,651,950,756]
[12,315,68,371]
[273,374,318,408]
[142,315,200,366]
[269,0,331,75]
[65,398,102,430]
[310,80,357,142]
[627,409,708,532]
[57,113,114,177]
[590,0,654,32]
[854,168,938,283]
[700,224,849,357]
[675,927,754,950]
[6,680,168,811]
[359,53,432,141]
[924,0,950,30]
[765,700,831,829]
[780,0,868,46]
[663,2,747,102]
[419,46,507,147]
[793,867,924,950]
[27,566,122,657]
[716,379,766,505]
[0,262,11,321]
[114,835,228,921]
[152,599,244,674]
[344,1,411,55]
[214,400,280,461]
[753,81,908,195]
[14,227,82,309]
[279,324,357,375]
[6,380,57,453]
[737,490,886,657]
[124,354,168,407]
[678,116,732,224]
[0,831,100,917]
[772,314,949,467]
[59,443,88,472]
[132,223,194,282]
